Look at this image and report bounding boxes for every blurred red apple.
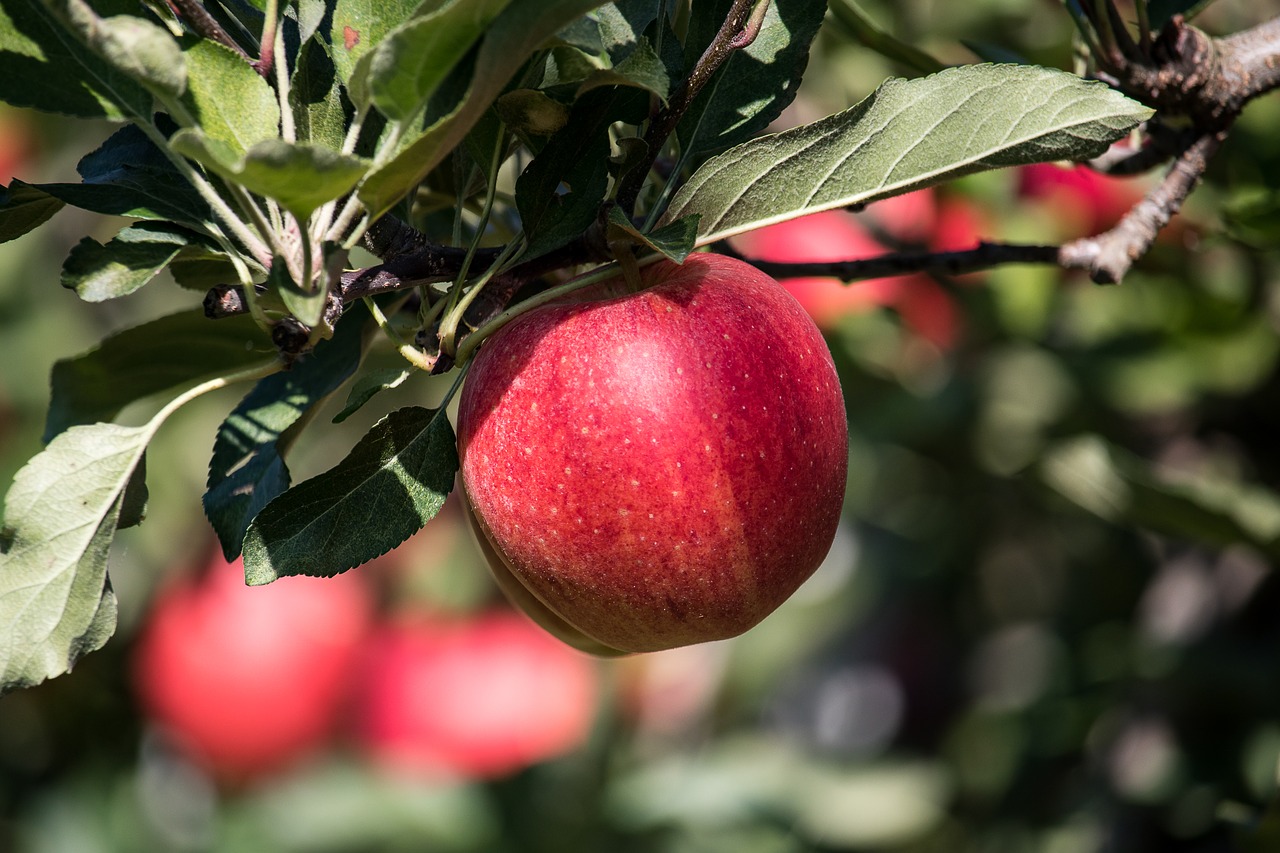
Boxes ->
[1018,162,1142,238]
[132,554,373,782]
[350,610,598,779]
[457,253,848,654]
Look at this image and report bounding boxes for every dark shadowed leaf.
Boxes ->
[29,124,214,228]
[357,0,612,222]
[0,182,64,244]
[242,406,458,584]
[676,0,828,161]
[665,63,1153,245]
[60,221,220,301]
[204,307,371,560]
[45,311,273,441]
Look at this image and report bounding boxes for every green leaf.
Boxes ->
[0,181,64,244]
[576,35,671,102]
[205,308,371,560]
[291,34,351,150]
[0,0,152,119]
[0,423,137,694]
[181,39,278,155]
[357,0,613,222]
[515,88,617,261]
[826,0,947,75]
[359,0,514,122]
[607,207,699,263]
[676,0,827,161]
[45,311,274,441]
[331,366,412,424]
[1039,435,1280,560]
[495,88,571,138]
[243,406,457,584]
[30,124,214,228]
[60,221,219,301]
[665,63,1154,246]
[329,0,419,89]
[171,130,368,220]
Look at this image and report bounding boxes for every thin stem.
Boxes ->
[152,360,283,427]
[1135,0,1152,49]
[256,0,279,77]
[135,120,272,265]
[273,12,295,144]
[439,236,525,357]
[365,296,435,372]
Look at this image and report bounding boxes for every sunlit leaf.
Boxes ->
[331,366,413,424]
[60,221,219,301]
[181,39,278,155]
[665,63,1153,245]
[171,130,368,220]
[358,0,514,122]
[242,406,458,584]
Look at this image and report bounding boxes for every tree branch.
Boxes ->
[168,0,252,62]
[1062,130,1225,284]
[728,241,1062,283]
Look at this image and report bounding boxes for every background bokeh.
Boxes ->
[4,1,1280,850]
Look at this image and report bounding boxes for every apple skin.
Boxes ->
[131,554,373,782]
[456,253,848,655]
[350,610,598,779]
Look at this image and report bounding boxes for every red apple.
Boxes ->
[456,253,848,654]
[350,610,598,779]
[132,553,373,782]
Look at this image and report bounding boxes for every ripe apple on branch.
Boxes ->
[1,0,1277,698]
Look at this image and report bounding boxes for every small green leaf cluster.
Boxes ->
[0,0,1151,694]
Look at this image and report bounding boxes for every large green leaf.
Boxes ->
[0,182,64,244]
[204,307,371,560]
[291,34,351,151]
[664,63,1153,245]
[181,39,278,155]
[0,424,137,694]
[242,406,458,584]
[0,0,151,118]
[357,0,514,122]
[60,221,220,301]
[676,0,828,161]
[356,0,612,222]
[329,0,420,89]
[46,0,186,104]
[45,311,273,441]
[171,130,369,220]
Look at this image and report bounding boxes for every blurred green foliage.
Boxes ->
[3,0,1280,851]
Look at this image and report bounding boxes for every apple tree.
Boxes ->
[0,0,1277,706]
